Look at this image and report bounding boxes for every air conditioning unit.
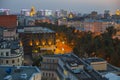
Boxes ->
[4,75,12,80]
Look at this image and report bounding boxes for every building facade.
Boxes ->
[18,26,56,55]
[0,40,24,66]
[0,15,17,28]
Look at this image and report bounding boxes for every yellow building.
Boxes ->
[30,6,36,16]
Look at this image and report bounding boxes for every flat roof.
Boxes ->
[0,66,40,80]
[43,54,84,65]
[17,26,55,33]
[85,57,105,64]
[98,64,120,74]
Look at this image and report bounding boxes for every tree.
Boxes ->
[106,26,116,37]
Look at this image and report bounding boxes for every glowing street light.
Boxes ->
[62,48,64,51]
[62,41,65,44]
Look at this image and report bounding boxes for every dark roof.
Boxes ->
[0,66,40,80]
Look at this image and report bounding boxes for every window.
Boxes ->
[1,52,3,56]
[46,73,48,76]
[12,60,15,63]
[6,52,9,56]
[43,73,44,76]
[52,59,54,63]
[18,59,19,62]
[6,60,8,64]
[52,73,54,77]
[49,73,51,77]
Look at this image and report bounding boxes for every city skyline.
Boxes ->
[0,0,119,14]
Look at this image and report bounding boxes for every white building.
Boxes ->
[21,9,30,16]
[0,40,24,66]
[0,8,10,15]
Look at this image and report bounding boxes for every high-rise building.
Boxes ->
[37,9,53,17]
[60,9,68,17]
[90,11,98,19]
[44,10,53,16]
[54,10,61,17]
[0,8,10,15]
[104,10,110,19]
[21,9,30,16]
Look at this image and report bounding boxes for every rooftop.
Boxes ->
[0,66,40,80]
[0,40,20,49]
[17,26,55,33]
[42,53,109,80]
[85,57,105,64]
[43,53,84,65]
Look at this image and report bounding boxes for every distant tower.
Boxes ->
[116,9,120,16]
[30,6,36,17]
[104,10,110,19]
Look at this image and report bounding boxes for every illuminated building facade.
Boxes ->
[17,26,56,55]
[35,17,51,24]
[83,20,115,33]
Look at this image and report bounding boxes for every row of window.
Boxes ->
[44,59,58,63]
[1,52,9,56]
[42,64,57,70]
[42,72,54,77]
[1,58,20,64]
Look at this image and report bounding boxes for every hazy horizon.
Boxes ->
[0,0,119,14]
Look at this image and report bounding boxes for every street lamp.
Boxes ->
[62,47,64,54]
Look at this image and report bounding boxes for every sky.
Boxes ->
[0,0,119,14]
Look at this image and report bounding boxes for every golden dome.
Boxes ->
[116,9,120,16]
[30,6,36,16]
